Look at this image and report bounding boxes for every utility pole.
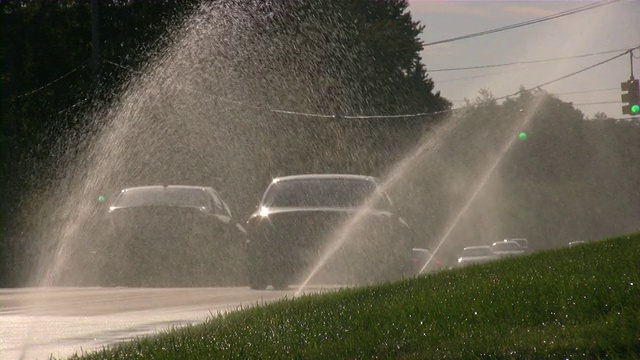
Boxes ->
[91,0,100,85]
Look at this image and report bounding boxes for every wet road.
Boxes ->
[1,286,340,360]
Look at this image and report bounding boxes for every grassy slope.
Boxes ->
[70,233,640,359]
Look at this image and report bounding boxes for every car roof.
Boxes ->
[491,240,521,246]
[120,185,212,192]
[463,245,491,250]
[271,174,379,184]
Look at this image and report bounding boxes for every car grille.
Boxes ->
[108,206,214,242]
[250,210,408,283]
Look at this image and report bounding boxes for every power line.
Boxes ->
[3,63,89,103]
[441,88,619,104]
[424,0,620,47]
[555,87,618,96]
[436,70,521,84]
[99,48,634,120]
[574,101,621,106]
[104,59,143,75]
[496,47,636,101]
[432,46,638,84]
[428,48,633,72]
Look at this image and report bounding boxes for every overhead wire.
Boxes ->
[3,62,89,103]
[3,3,633,124]
[103,59,143,75]
[574,101,622,106]
[436,70,522,84]
[92,44,639,120]
[424,0,621,46]
[554,87,617,95]
[440,88,620,105]
[432,45,638,87]
[428,47,633,72]
[495,47,637,101]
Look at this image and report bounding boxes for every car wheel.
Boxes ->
[249,275,268,290]
[272,276,289,290]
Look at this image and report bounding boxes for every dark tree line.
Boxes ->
[1,0,199,217]
[388,88,640,266]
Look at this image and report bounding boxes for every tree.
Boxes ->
[219,0,450,115]
[591,111,609,120]
[0,0,198,286]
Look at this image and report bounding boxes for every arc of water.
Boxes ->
[294,111,472,297]
[418,101,543,274]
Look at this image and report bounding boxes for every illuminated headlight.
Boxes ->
[259,206,270,217]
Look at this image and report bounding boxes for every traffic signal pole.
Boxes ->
[92,0,100,85]
[621,50,639,116]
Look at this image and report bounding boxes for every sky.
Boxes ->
[406,0,640,118]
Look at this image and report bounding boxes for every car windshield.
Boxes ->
[262,178,381,208]
[112,187,209,208]
[492,242,522,252]
[508,238,528,246]
[461,247,492,257]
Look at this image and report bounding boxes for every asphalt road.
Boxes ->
[0,286,340,360]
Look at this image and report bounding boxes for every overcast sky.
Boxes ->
[407,0,640,118]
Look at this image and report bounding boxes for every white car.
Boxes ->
[505,238,529,250]
[491,240,526,257]
[457,245,497,267]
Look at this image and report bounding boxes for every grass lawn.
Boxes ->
[69,233,640,359]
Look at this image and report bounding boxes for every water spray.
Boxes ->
[418,101,543,275]
[294,110,471,297]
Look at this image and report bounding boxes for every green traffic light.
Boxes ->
[518,132,527,140]
[98,195,105,202]
[632,104,640,114]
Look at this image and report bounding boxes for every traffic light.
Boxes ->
[621,79,640,115]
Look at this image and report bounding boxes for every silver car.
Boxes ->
[457,245,497,267]
[505,237,529,251]
[491,240,526,257]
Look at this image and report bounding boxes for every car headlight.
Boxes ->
[259,206,270,217]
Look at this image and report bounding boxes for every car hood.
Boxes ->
[249,206,394,220]
[458,255,496,262]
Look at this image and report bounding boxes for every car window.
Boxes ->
[462,247,492,257]
[262,179,379,208]
[209,190,232,217]
[372,190,395,212]
[113,187,209,208]
[492,242,522,251]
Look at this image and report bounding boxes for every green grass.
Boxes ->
[69,233,640,359]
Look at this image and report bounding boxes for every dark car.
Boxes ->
[100,185,247,287]
[406,247,446,275]
[245,174,417,290]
